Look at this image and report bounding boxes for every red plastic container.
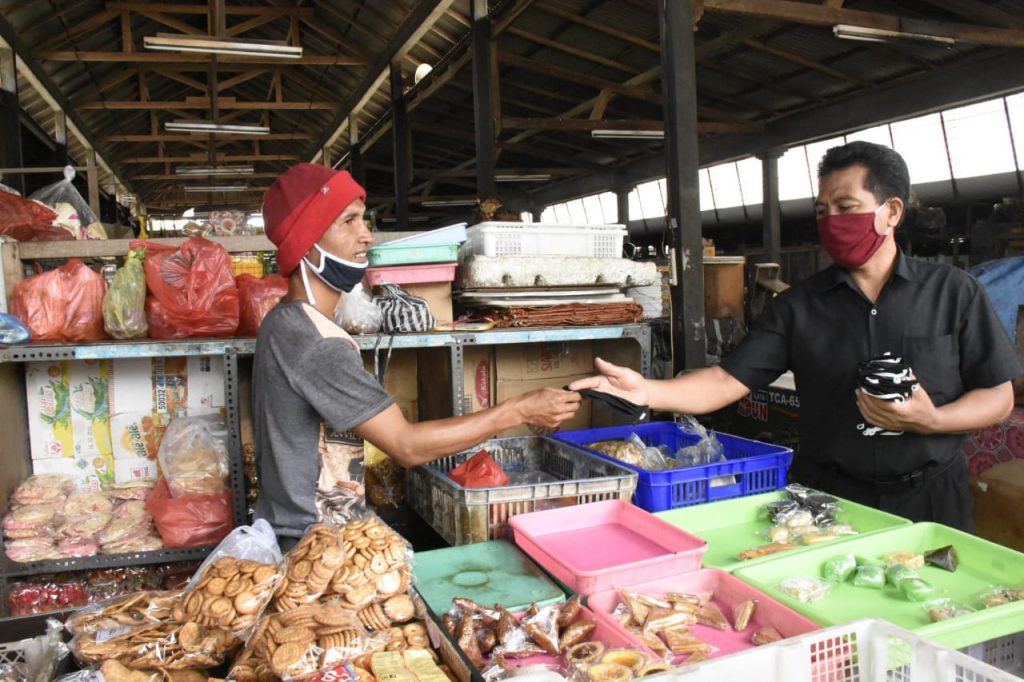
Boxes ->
[366,262,456,286]
[589,569,820,663]
[509,500,707,595]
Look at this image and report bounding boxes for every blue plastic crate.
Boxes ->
[550,422,793,512]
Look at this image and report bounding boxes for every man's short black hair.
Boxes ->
[817,141,911,207]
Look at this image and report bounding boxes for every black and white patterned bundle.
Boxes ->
[372,283,436,333]
[856,352,918,436]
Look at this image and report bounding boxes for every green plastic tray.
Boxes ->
[412,540,565,615]
[732,522,1024,649]
[368,242,460,266]
[655,491,911,572]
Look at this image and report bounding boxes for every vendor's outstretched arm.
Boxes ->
[568,357,750,415]
[355,387,581,468]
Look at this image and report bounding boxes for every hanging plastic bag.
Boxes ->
[10,259,108,342]
[236,273,288,336]
[335,282,383,335]
[103,247,148,339]
[449,449,509,488]
[157,416,229,498]
[146,477,232,548]
[133,236,240,338]
[29,166,100,237]
[0,188,69,241]
[675,415,727,466]
[373,283,435,333]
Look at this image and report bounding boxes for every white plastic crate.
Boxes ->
[963,632,1024,678]
[644,619,1023,682]
[0,628,64,682]
[462,221,627,258]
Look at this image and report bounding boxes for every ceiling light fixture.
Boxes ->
[166,120,270,135]
[494,173,552,182]
[833,24,955,45]
[591,129,665,140]
[175,165,255,176]
[144,34,303,58]
[183,185,249,193]
[421,199,478,207]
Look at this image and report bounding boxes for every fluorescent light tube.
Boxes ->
[144,34,303,58]
[833,24,955,45]
[175,165,255,176]
[591,129,664,139]
[421,199,478,207]
[166,120,270,135]
[494,174,551,182]
[183,185,249,193]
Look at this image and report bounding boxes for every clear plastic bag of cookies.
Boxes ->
[70,620,240,670]
[271,524,348,611]
[229,602,384,682]
[322,515,414,609]
[65,590,183,636]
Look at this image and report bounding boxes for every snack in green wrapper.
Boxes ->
[885,564,917,587]
[822,553,857,582]
[103,247,148,339]
[853,564,885,589]
[899,577,936,602]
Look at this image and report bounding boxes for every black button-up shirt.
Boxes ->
[721,251,1022,478]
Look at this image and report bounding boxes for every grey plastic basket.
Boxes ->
[407,436,638,546]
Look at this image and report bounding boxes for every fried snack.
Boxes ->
[732,599,757,632]
[557,595,582,628]
[601,649,647,672]
[662,627,711,656]
[586,662,633,682]
[559,620,595,651]
[636,663,672,677]
[187,556,281,634]
[738,542,796,561]
[68,591,182,635]
[566,641,605,665]
[643,607,695,633]
[695,602,731,631]
[751,626,783,646]
[884,552,925,570]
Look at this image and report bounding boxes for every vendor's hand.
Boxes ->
[511,388,582,428]
[568,357,650,406]
[856,384,940,434]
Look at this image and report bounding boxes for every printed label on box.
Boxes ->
[26,361,74,459]
[68,360,113,466]
[32,454,112,492]
[111,411,167,461]
[114,457,159,485]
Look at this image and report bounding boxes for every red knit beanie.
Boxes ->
[262,164,366,276]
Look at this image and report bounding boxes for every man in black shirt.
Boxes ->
[571,142,1021,531]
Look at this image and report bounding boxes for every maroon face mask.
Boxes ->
[816,201,890,269]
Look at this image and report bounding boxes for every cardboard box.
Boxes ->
[32,453,112,492]
[496,374,592,437]
[114,457,159,485]
[110,411,168,461]
[68,360,113,461]
[972,459,1024,553]
[495,342,593,383]
[362,349,418,421]
[108,357,225,418]
[403,282,453,327]
[25,361,74,459]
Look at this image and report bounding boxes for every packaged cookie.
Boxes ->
[229,602,381,682]
[272,525,347,611]
[66,590,182,635]
[71,620,239,670]
[322,516,413,609]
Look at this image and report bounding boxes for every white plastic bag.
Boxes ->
[334,282,382,334]
[29,166,99,231]
[156,416,229,497]
[186,519,283,587]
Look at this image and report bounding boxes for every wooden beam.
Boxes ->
[35,8,118,52]
[134,10,204,36]
[493,0,539,35]
[743,38,869,88]
[501,116,763,134]
[590,90,612,120]
[497,51,660,103]
[110,133,309,143]
[535,1,660,52]
[122,152,302,163]
[35,51,365,65]
[151,68,207,93]
[224,13,280,38]
[121,10,134,52]
[131,172,281,180]
[216,69,266,93]
[505,27,643,75]
[702,0,1024,48]
[106,3,313,17]
[79,100,338,110]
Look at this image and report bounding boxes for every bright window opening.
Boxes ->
[890,113,952,183]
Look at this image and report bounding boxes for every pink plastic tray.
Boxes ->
[508,500,707,595]
[366,262,456,285]
[588,569,820,663]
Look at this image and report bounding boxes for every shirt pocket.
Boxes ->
[903,333,961,404]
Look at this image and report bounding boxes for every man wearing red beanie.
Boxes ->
[254,164,582,545]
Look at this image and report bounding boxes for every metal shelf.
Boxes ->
[0,544,214,579]
[0,325,650,362]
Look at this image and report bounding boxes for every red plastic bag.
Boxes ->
[0,190,71,241]
[236,273,288,336]
[10,259,108,341]
[449,449,509,488]
[132,236,240,338]
[145,477,232,548]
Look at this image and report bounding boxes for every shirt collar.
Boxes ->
[813,248,919,293]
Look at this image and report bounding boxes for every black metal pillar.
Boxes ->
[390,60,410,228]
[471,0,496,198]
[616,185,631,226]
[0,46,24,195]
[660,0,705,372]
[760,150,782,265]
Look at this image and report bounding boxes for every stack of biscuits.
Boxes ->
[184,556,283,634]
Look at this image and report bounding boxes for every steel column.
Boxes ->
[390,60,410,228]
[760,150,782,265]
[471,0,496,198]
